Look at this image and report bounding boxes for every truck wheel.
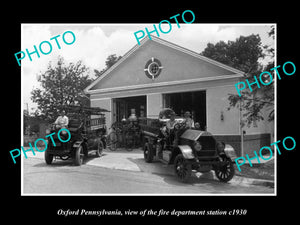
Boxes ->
[74,145,84,166]
[96,140,104,157]
[215,157,235,182]
[174,154,191,183]
[144,143,153,163]
[44,150,53,164]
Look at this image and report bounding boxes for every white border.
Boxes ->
[274,23,277,196]
[21,23,276,196]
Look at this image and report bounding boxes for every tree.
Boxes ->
[201,30,275,127]
[201,34,264,75]
[31,57,93,121]
[94,54,122,77]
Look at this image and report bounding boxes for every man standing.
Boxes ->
[54,110,69,129]
[184,111,194,128]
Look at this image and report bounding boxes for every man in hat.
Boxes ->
[54,110,69,129]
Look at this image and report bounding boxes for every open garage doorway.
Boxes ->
[163,91,206,130]
[113,96,147,122]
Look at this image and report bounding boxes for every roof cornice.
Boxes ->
[84,35,244,94]
[87,73,242,95]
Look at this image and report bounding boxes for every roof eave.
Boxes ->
[84,35,245,94]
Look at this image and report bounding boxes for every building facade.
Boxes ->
[84,36,273,156]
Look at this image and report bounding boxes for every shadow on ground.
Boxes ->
[127,157,225,186]
[33,151,102,168]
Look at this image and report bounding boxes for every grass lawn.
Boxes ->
[234,159,275,181]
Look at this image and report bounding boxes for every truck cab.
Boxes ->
[44,105,108,166]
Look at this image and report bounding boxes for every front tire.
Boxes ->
[44,151,53,164]
[174,154,191,183]
[74,145,84,166]
[215,157,235,182]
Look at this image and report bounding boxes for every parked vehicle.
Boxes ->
[44,105,108,166]
[140,108,235,183]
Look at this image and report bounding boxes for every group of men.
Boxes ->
[53,108,200,150]
[54,109,201,131]
[166,111,200,131]
[164,110,202,147]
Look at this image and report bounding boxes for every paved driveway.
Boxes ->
[22,147,275,190]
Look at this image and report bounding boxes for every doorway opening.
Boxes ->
[113,96,147,122]
[163,91,206,130]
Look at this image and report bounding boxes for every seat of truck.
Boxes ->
[68,119,83,132]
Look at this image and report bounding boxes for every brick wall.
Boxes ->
[214,133,271,157]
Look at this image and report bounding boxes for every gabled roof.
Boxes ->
[84,35,244,94]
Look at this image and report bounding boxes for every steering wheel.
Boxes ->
[174,121,186,130]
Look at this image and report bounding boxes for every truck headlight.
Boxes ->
[194,141,202,151]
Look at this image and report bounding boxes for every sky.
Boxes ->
[21,23,275,113]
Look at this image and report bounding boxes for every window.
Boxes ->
[148,62,159,76]
[144,58,163,79]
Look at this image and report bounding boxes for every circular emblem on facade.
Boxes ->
[144,57,163,80]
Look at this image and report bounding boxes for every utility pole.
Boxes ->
[239,97,244,158]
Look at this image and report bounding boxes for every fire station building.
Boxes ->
[84,36,273,156]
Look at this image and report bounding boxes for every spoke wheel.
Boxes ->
[174,154,191,183]
[74,145,84,166]
[96,140,104,157]
[215,157,235,182]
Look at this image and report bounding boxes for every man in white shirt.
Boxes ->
[54,110,69,129]
[184,111,194,129]
[165,111,178,147]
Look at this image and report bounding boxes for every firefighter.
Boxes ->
[54,110,69,129]
[184,111,194,129]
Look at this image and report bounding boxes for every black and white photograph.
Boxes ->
[4,4,298,223]
[20,23,276,195]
